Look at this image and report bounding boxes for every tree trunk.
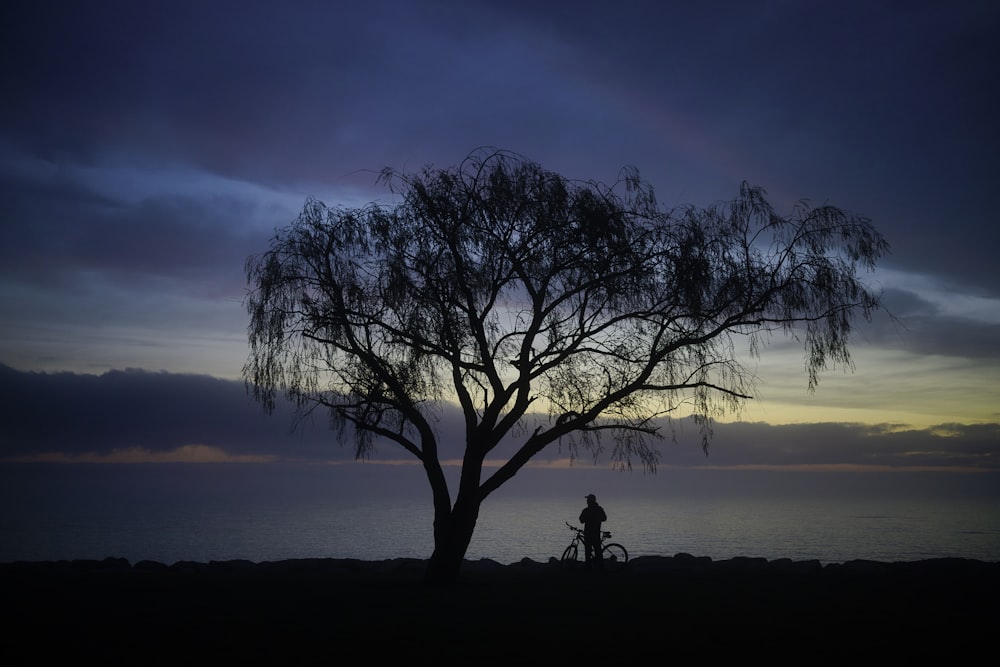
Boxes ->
[423,492,481,586]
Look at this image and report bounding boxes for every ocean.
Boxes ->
[2,463,998,566]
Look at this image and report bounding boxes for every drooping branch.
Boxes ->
[245,147,888,505]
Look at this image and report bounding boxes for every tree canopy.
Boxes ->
[244,148,888,583]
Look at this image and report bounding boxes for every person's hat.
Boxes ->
[585,493,596,500]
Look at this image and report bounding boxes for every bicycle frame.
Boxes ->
[561,522,628,571]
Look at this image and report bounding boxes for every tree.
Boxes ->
[244,148,888,585]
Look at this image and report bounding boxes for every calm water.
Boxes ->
[2,463,998,565]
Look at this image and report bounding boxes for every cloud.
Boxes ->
[1,0,998,439]
[1,365,995,472]
[16,444,276,465]
[869,283,1000,361]
[0,364,336,461]
[0,155,320,378]
[697,421,1000,472]
[0,156,300,289]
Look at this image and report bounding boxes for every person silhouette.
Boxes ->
[579,493,607,569]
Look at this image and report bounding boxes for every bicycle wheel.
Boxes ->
[601,543,628,572]
[561,544,579,570]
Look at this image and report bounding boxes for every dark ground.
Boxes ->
[2,555,997,664]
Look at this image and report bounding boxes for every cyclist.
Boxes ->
[579,494,607,569]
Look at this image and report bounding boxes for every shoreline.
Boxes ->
[4,554,998,661]
[3,551,998,574]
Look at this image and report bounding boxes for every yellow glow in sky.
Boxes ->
[741,346,1000,429]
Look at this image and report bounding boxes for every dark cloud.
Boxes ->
[1,365,995,471]
[0,0,997,393]
[2,1,363,170]
[0,146,296,286]
[890,315,1000,361]
[0,363,333,459]
[701,421,1000,471]
[1,1,582,183]
[864,288,1000,360]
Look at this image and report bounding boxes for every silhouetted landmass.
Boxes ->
[3,555,996,663]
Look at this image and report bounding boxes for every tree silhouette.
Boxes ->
[244,148,888,584]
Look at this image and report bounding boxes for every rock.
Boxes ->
[715,555,769,572]
[134,560,169,572]
[767,557,822,575]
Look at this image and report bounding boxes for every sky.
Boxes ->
[1,0,998,478]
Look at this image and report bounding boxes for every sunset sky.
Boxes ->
[1,1,997,476]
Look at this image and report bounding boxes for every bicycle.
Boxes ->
[560,521,628,572]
